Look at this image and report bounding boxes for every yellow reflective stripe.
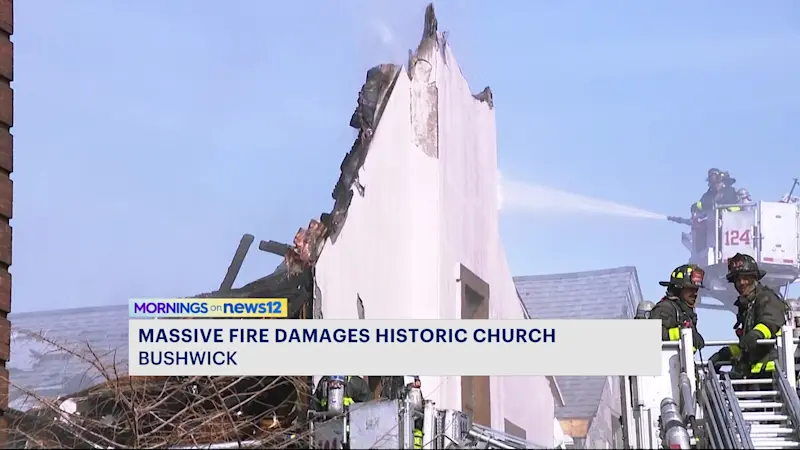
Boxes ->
[751,361,776,373]
[695,201,702,208]
[692,346,697,353]
[727,206,742,212]
[668,327,681,341]
[754,323,772,339]
[414,429,423,449]
[729,344,741,358]
[320,399,327,406]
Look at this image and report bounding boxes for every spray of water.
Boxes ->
[498,173,667,220]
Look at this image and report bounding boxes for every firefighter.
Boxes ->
[737,188,752,204]
[709,254,786,379]
[377,376,424,447]
[313,375,372,411]
[408,376,424,449]
[695,169,739,214]
[649,264,706,352]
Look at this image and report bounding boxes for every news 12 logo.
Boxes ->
[128,298,288,318]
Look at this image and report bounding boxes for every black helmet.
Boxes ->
[707,168,722,182]
[659,264,705,289]
[726,253,765,282]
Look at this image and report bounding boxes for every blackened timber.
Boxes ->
[219,234,254,292]
[259,239,292,257]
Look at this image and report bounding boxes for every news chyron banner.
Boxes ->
[128,298,663,376]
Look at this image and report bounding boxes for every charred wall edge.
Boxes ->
[0,0,13,446]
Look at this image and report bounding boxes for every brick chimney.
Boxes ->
[0,0,12,446]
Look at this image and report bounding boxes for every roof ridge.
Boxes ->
[9,303,128,319]
[513,265,637,282]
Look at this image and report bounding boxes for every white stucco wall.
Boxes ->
[585,378,624,449]
[314,34,555,447]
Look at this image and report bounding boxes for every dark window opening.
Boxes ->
[459,264,491,427]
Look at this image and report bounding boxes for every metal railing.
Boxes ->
[662,324,800,449]
[722,371,752,449]
[774,360,800,439]
[699,361,742,448]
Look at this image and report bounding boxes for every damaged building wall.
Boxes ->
[314,7,555,448]
[0,1,12,447]
[314,70,440,324]
[432,33,555,449]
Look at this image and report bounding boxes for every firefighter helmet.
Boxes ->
[706,168,723,184]
[726,253,766,282]
[659,264,705,289]
[737,188,751,202]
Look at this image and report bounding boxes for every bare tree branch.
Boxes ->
[5,330,317,449]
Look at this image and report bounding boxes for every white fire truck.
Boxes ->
[620,320,800,449]
[679,198,800,313]
[621,196,800,448]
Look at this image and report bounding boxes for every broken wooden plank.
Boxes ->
[258,240,291,256]
[219,234,255,292]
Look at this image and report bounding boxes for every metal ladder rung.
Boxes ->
[736,390,779,398]
[731,378,774,385]
[751,439,800,448]
[739,401,785,409]
[751,425,796,435]
[742,412,789,421]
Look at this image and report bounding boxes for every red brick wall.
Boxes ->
[0,0,11,446]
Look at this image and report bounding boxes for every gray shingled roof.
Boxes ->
[514,266,642,420]
[8,304,129,410]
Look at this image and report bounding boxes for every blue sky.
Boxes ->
[11,1,800,340]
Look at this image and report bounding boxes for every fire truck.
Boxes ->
[620,320,800,449]
[622,197,800,448]
[678,198,800,313]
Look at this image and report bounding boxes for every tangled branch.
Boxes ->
[5,330,315,449]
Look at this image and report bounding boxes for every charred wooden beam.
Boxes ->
[259,239,291,257]
[219,234,255,292]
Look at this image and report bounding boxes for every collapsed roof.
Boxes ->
[8,5,444,448]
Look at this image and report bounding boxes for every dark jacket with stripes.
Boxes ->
[649,296,705,351]
[733,284,787,372]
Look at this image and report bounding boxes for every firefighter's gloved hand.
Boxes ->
[730,364,747,380]
[709,348,730,367]
[692,329,705,351]
[740,331,760,354]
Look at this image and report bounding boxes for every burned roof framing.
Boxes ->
[6,4,438,446]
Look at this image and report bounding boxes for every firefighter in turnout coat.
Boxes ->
[710,253,787,378]
[649,264,706,352]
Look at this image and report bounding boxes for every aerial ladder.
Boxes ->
[621,310,800,449]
